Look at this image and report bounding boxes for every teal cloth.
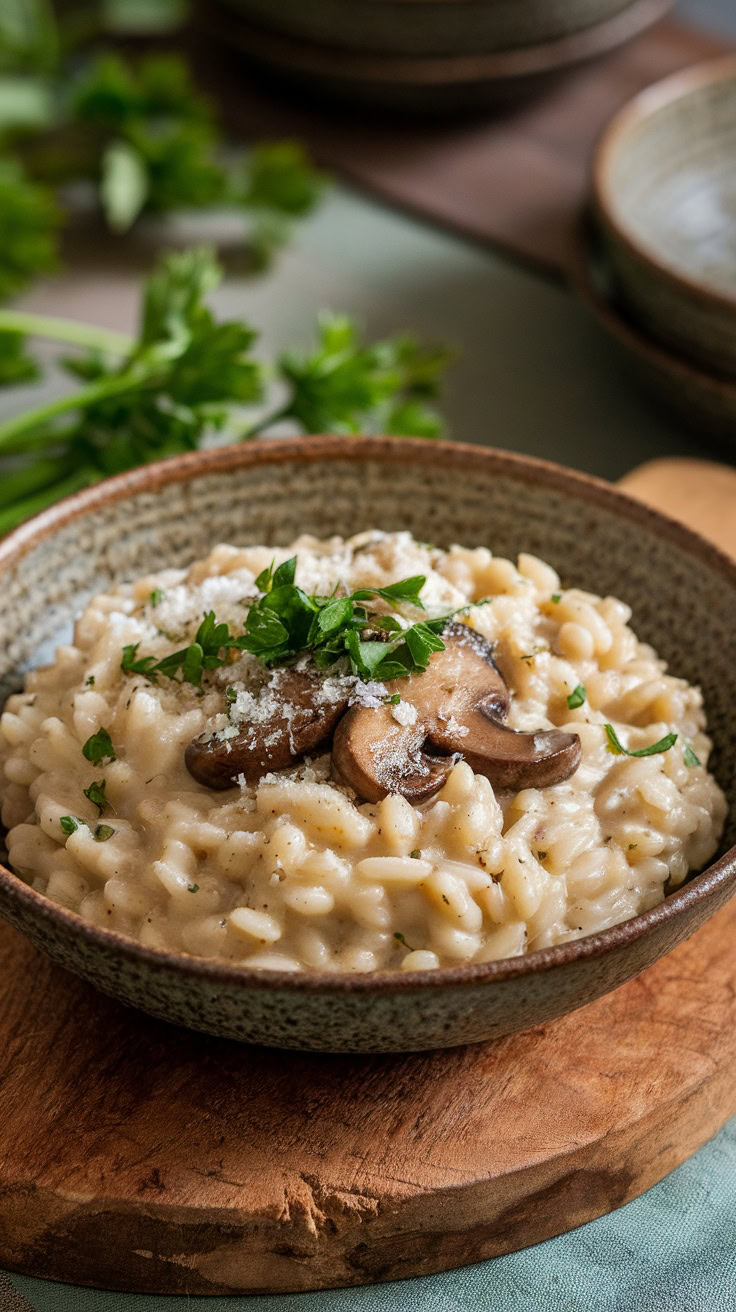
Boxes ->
[4,1116,736,1311]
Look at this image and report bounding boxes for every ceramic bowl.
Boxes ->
[210,0,671,112]
[216,0,663,59]
[0,437,734,1052]
[573,221,736,445]
[594,56,736,379]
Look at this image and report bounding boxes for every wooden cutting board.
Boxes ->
[0,458,734,1297]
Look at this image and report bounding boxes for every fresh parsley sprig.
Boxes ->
[120,559,471,688]
[0,247,450,535]
[122,608,243,686]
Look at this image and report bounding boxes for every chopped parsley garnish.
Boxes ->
[683,745,701,767]
[393,932,416,951]
[604,725,677,758]
[187,883,200,893]
[149,588,165,607]
[83,780,107,815]
[60,815,80,835]
[85,675,95,687]
[567,684,586,710]
[119,560,478,688]
[385,693,401,705]
[82,728,116,765]
[122,611,243,687]
[225,686,237,704]
[409,849,422,859]
[551,593,562,604]
[94,824,114,842]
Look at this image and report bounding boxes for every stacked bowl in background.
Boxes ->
[578,55,736,443]
[212,0,673,112]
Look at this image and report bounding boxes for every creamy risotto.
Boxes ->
[0,531,726,972]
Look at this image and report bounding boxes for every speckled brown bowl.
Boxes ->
[573,220,736,445]
[0,438,734,1052]
[594,56,736,379]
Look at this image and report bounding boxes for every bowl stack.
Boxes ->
[578,55,736,443]
[213,0,672,112]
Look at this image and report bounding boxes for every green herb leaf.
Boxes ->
[94,823,114,842]
[83,779,107,815]
[148,588,164,607]
[0,329,38,386]
[59,814,79,835]
[0,157,59,300]
[100,140,149,233]
[683,744,701,767]
[82,727,116,765]
[255,561,274,592]
[225,685,237,704]
[567,684,586,710]
[604,724,678,758]
[409,849,422,859]
[551,593,562,604]
[187,882,199,892]
[275,313,450,438]
[385,693,401,705]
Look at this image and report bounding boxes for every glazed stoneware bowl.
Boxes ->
[573,222,736,445]
[211,0,671,112]
[0,437,735,1052]
[594,56,736,379]
[217,0,665,58]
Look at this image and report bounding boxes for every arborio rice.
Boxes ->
[0,531,726,973]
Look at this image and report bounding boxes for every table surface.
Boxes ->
[2,2,736,1310]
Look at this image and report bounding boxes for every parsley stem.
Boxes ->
[0,456,76,508]
[240,402,293,439]
[0,309,132,357]
[0,468,93,535]
[0,367,143,448]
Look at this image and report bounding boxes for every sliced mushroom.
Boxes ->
[332,707,456,803]
[332,622,581,802]
[185,669,349,790]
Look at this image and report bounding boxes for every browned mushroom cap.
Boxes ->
[185,669,349,790]
[331,622,581,802]
[332,707,456,804]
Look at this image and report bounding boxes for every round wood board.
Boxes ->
[1,458,734,1296]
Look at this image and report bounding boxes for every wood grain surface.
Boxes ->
[0,457,734,1295]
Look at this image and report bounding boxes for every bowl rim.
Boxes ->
[217,0,672,85]
[592,52,736,315]
[1,434,734,995]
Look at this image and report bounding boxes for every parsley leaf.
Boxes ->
[0,329,38,386]
[0,157,59,300]
[683,744,701,767]
[276,313,450,437]
[83,779,107,815]
[187,882,199,892]
[148,588,164,607]
[94,823,114,842]
[82,727,116,765]
[59,814,79,835]
[567,684,586,710]
[604,725,677,758]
